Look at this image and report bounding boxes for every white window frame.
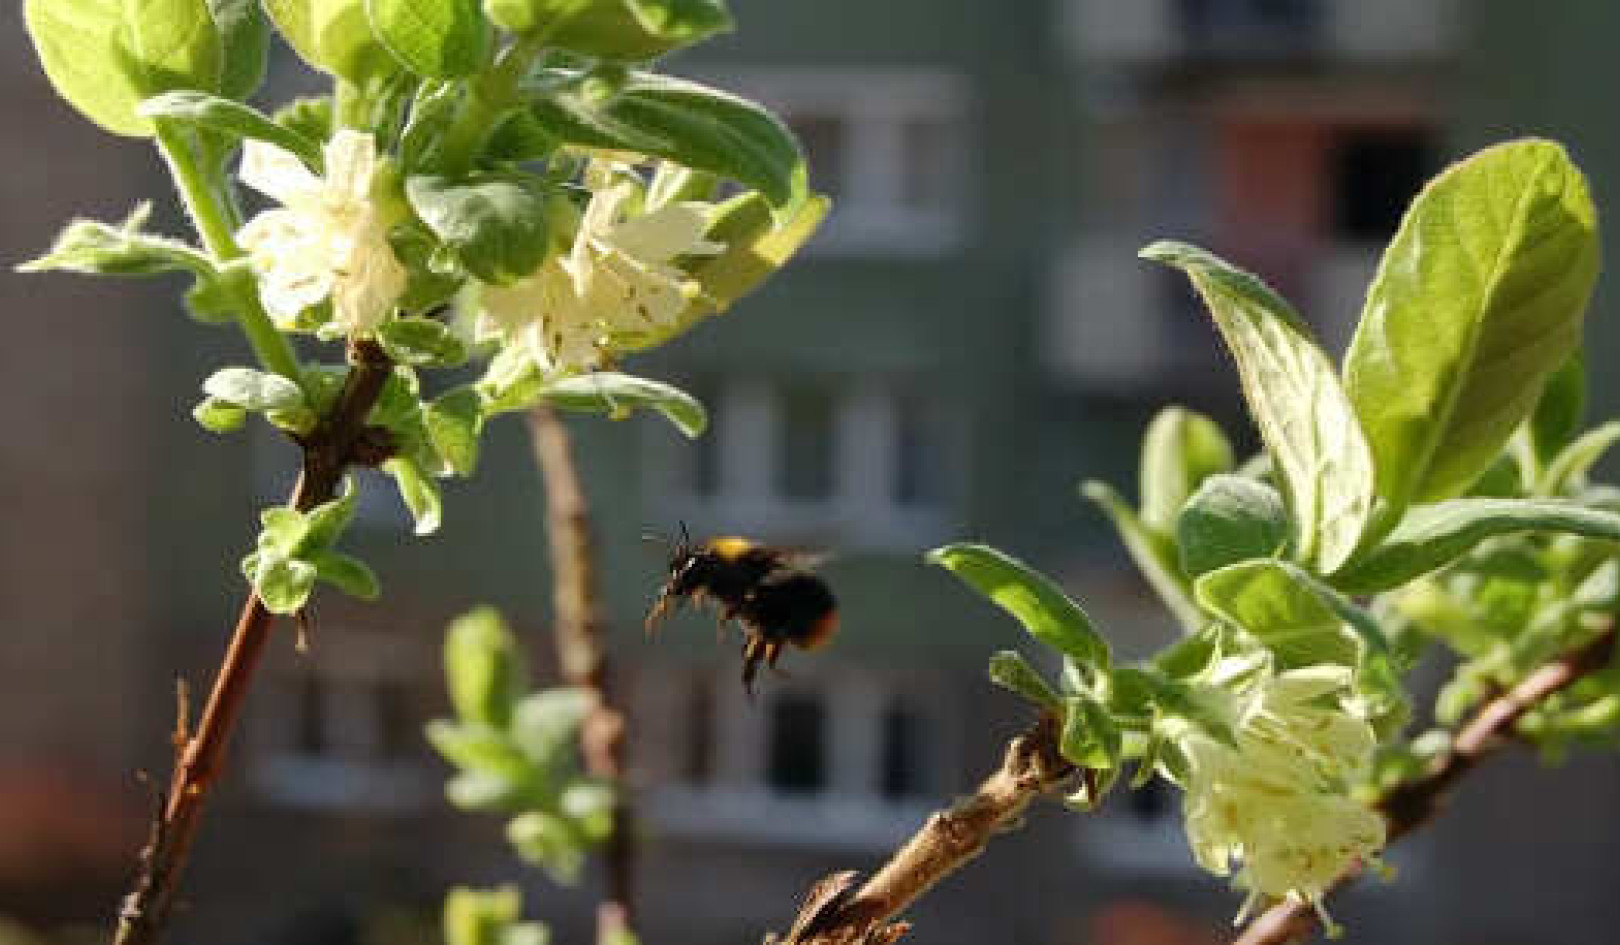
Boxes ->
[645,377,962,551]
[638,664,957,851]
[249,627,438,812]
[707,68,972,256]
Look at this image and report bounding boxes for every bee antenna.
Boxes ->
[679,520,692,547]
[640,532,670,548]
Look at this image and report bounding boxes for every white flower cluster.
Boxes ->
[472,164,722,377]
[1174,664,1386,933]
[238,131,407,335]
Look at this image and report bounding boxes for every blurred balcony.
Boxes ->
[1061,0,1457,67]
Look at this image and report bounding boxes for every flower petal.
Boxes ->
[240,140,321,205]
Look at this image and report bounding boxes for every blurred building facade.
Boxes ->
[7,1,1620,944]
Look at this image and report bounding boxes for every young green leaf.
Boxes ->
[384,455,444,535]
[193,396,248,433]
[1175,474,1290,578]
[302,485,359,549]
[1081,480,1202,631]
[366,0,490,78]
[1195,560,1379,669]
[25,0,223,137]
[203,367,306,412]
[986,651,1062,709]
[511,688,594,765]
[251,554,318,614]
[1140,407,1234,532]
[209,0,270,100]
[928,543,1111,675]
[507,811,586,883]
[264,0,398,82]
[310,549,381,599]
[487,0,732,60]
[1538,422,1620,497]
[139,91,322,166]
[1060,694,1122,770]
[445,607,524,728]
[19,204,214,278]
[1142,241,1375,575]
[424,387,484,477]
[376,315,471,367]
[538,373,707,438]
[1331,498,1620,594]
[1531,354,1587,473]
[1345,140,1600,510]
[525,70,805,211]
[406,173,553,285]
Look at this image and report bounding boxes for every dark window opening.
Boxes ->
[1177,0,1323,51]
[788,112,847,199]
[894,394,945,509]
[778,388,836,502]
[375,680,417,761]
[767,695,826,794]
[880,702,930,800]
[1331,129,1436,243]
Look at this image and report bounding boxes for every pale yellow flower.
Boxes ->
[473,172,722,376]
[238,130,407,335]
[1175,666,1385,932]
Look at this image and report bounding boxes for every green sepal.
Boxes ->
[986,650,1062,709]
[1060,694,1122,770]
[425,386,485,476]
[193,397,247,433]
[376,315,470,367]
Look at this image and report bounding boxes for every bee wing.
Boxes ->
[782,549,833,571]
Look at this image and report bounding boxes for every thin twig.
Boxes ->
[114,341,395,945]
[1233,626,1617,945]
[529,406,636,945]
[770,713,1077,945]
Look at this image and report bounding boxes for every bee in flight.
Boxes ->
[644,527,839,695]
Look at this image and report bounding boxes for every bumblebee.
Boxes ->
[644,531,839,695]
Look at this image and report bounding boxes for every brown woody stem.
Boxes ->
[1232,627,1617,945]
[771,713,1076,945]
[114,341,395,945]
[529,406,636,945]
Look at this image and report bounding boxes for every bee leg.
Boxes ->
[740,636,766,699]
[644,591,676,635]
[764,640,790,679]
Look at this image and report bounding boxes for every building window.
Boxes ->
[1330,128,1436,243]
[651,377,959,550]
[717,69,970,255]
[1178,0,1323,54]
[645,667,954,849]
[767,694,827,795]
[250,629,436,812]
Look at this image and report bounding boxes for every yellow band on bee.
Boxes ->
[706,536,756,559]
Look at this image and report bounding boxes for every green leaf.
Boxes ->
[366,0,489,78]
[302,485,358,549]
[426,387,484,476]
[202,367,306,411]
[1539,422,1620,497]
[310,549,380,599]
[19,204,213,278]
[1081,481,1202,631]
[274,95,335,143]
[406,173,553,285]
[1195,560,1374,669]
[511,688,594,765]
[264,0,398,82]
[383,455,444,535]
[193,396,247,433]
[252,554,318,614]
[444,886,533,945]
[1060,695,1122,770]
[1175,474,1290,578]
[684,193,829,313]
[1345,140,1600,510]
[209,0,270,99]
[526,69,805,211]
[538,373,707,438]
[928,543,1110,674]
[139,91,321,166]
[986,651,1062,709]
[376,315,470,367]
[258,506,310,552]
[1140,407,1234,532]
[444,607,524,728]
[1531,354,1587,473]
[25,0,223,137]
[487,0,732,60]
[506,811,586,883]
[1143,241,1375,574]
[1332,498,1620,594]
